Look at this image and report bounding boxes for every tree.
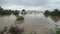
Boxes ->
[50,9,60,16]
[21,9,26,14]
[44,10,50,17]
[13,10,19,15]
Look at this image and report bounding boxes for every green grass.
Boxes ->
[55,24,60,34]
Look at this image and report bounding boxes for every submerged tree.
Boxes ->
[13,10,19,15]
[50,9,60,16]
[21,9,27,14]
[44,10,50,17]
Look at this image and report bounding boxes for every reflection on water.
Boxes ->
[0,27,7,34]
[0,26,24,34]
[44,14,49,17]
[15,20,24,25]
[44,14,60,22]
[50,16,60,22]
[0,13,60,34]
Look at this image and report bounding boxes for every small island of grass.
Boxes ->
[17,16,24,20]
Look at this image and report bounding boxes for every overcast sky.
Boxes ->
[0,0,60,11]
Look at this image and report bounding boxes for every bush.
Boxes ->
[17,16,24,20]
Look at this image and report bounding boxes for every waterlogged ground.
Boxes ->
[0,13,60,34]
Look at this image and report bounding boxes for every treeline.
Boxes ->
[44,9,60,16]
[0,6,27,16]
[0,6,20,15]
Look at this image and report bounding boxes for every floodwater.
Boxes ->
[0,13,60,34]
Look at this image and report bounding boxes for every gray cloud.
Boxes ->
[0,0,60,11]
[0,0,49,6]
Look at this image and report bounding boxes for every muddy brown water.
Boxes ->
[0,13,60,34]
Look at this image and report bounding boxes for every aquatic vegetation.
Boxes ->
[55,24,60,34]
[17,16,24,20]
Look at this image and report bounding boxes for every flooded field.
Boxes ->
[0,13,60,34]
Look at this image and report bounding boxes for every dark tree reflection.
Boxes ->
[15,20,24,25]
[50,16,60,22]
[0,26,24,34]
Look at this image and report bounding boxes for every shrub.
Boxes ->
[17,16,24,20]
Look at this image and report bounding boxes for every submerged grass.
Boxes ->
[55,24,60,34]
